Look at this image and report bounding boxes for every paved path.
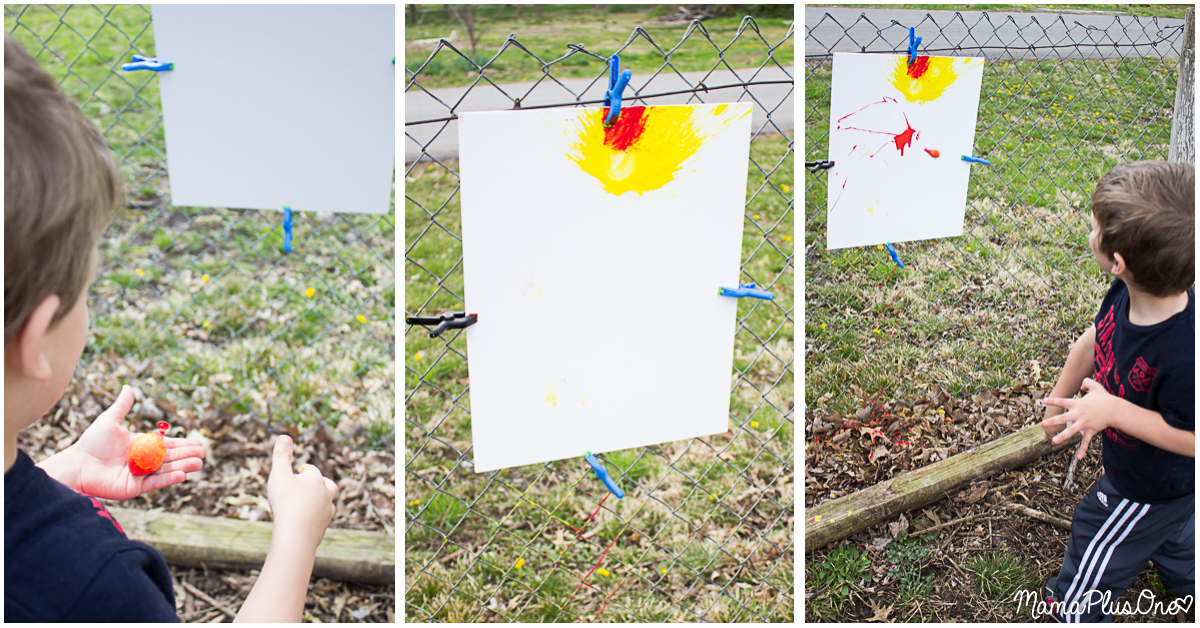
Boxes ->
[806,7,1184,60]
[405,66,794,163]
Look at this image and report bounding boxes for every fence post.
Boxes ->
[1169,7,1194,165]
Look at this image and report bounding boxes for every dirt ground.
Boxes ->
[15,356,396,622]
[805,381,1195,623]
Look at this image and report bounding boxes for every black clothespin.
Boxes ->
[806,160,835,173]
[406,312,478,338]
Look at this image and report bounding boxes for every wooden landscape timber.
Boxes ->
[110,507,395,584]
[805,423,1081,553]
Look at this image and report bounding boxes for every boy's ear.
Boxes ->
[1111,252,1127,276]
[6,295,61,381]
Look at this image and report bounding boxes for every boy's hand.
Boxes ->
[37,386,207,499]
[1042,378,1117,460]
[266,435,338,554]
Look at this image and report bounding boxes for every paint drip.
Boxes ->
[893,117,918,156]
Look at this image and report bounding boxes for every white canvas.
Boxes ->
[826,52,985,249]
[152,4,394,214]
[458,103,753,473]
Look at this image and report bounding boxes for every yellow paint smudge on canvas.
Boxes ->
[889,56,959,103]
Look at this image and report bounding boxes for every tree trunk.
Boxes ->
[408,3,419,24]
[443,4,451,20]
[1170,7,1195,164]
[110,507,395,584]
[536,5,543,19]
[805,423,1080,554]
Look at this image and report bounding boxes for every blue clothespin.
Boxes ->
[282,206,293,253]
[603,54,632,128]
[884,243,905,268]
[584,451,624,499]
[718,283,775,300]
[122,54,173,72]
[907,27,922,65]
[961,155,991,165]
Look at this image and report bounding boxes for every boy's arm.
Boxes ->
[234,437,337,623]
[1042,325,1096,438]
[233,529,317,623]
[1044,377,1196,459]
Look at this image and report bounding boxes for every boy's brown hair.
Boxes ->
[5,33,122,344]
[1092,160,1195,297]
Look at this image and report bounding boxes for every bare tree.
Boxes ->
[449,4,483,57]
[536,4,542,19]
[407,4,419,24]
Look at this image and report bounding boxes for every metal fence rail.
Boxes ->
[805,13,1183,422]
[6,5,395,451]
[405,16,794,622]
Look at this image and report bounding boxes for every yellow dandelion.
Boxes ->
[873,328,881,334]
[203,320,212,329]
[201,274,210,283]
[751,421,759,428]
[515,558,525,569]
[135,268,146,277]
[781,184,791,192]
[415,353,423,361]
[660,568,668,574]
[597,568,610,577]
[305,287,316,299]
[753,214,760,220]
[357,314,367,324]
[408,499,420,507]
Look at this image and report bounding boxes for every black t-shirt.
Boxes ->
[1094,279,1195,503]
[5,448,179,622]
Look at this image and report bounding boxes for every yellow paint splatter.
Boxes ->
[565,104,749,196]
[889,55,960,103]
[544,383,558,407]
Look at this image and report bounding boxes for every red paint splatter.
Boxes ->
[602,106,647,151]
[907,56,930,79]
[925,148,941,158]
[893,115,918,156]
[836,96,897,124]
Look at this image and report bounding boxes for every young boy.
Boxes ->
[1040,160,1195,622]
[5,33,340,622]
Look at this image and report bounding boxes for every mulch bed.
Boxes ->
[805,381,1195,622]
[15,357,395,622]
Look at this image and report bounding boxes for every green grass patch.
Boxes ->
[405,4,794,89]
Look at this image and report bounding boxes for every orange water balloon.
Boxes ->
[128,421,169,475]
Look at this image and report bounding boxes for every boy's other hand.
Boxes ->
[1042,378,1116,460]
[266,435,338,554]
[37,385,207,499]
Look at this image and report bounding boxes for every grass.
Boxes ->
[805,51,1178,414]
[806,543,869,615]
[405,40,794,615]
[6,5,395,446]
[968,552,1038,610]
[819,4,1191,19]
[405,4,795,89]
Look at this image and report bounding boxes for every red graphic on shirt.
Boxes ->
[1094,305,1118,395]
[1105,427,1139,450]
[89,496,125,534]
[1128,356,1157,393]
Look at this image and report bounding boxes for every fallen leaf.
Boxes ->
[866,598,893,622]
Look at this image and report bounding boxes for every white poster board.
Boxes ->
[826,52,984,249]
[459,104,753,473]
[153,4,394,214]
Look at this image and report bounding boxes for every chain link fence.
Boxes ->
[405,15,794,622]
[6,4,395,451]
[805,11,1184,421]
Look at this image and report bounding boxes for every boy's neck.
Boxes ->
[1125,281,1189,326]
